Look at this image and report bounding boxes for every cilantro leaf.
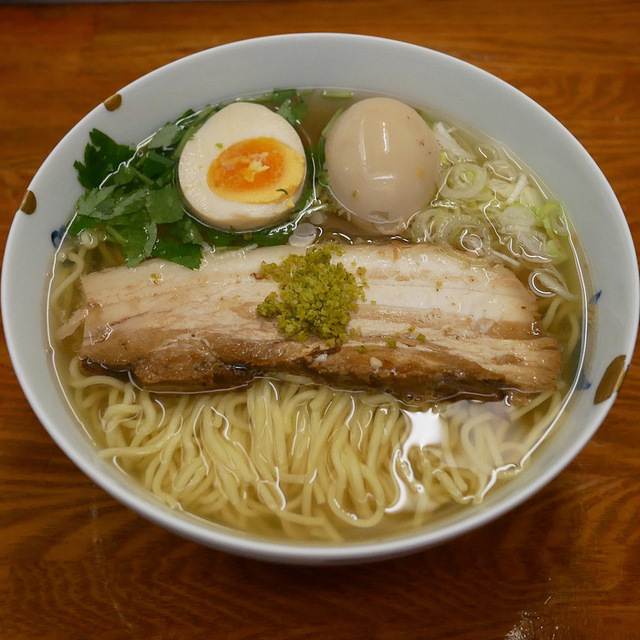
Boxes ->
[74,129,135,189]
[67,213,102,235]
[111,189,147,218]
[152,237,202,269]
[140,150,176,179]
[146,123,183,150]
[169,216,206,245]
[146,186,184,224]
[106,211,157,267]
[277,97,307,126]
[111,164,149,187]
[253,89,308,126]
[75,185,118,218]
[74,184,146,221]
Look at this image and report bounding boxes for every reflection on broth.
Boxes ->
[49,89,586,542]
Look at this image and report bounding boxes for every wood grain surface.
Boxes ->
[1,1,639,638]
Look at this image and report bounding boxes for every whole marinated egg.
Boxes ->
[324,97,439,234]
[178,102,307,231]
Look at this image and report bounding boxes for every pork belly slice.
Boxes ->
[68,242,562,400]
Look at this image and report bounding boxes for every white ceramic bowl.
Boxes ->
[3,34,638,564]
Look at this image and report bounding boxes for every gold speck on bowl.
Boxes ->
[19,189,37,215]
[103,93,122,111]
[594,354,628,404]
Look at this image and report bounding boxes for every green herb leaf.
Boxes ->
[111,189,147,218]
[146,123,183,150]
[140,150,176,179]
[110,164,147,187]
[74,129,134,189]
[75,185,118,218]
[67,213,102,235]
[152,237,202,269]
[106,212,157,267]
[170,216,206,245]
[146,186,185,224]
[277,96,308,126]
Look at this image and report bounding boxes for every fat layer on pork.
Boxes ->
[66,242,563,401]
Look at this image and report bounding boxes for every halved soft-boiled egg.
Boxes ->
[178,102,307,231]
[324,97,439,234]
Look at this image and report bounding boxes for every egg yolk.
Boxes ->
[207,136,305,205]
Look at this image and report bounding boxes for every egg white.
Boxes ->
[178,102,307,231]
[324,97,439,234]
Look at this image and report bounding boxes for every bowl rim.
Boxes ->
[3,32,639,564]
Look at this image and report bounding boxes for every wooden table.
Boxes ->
[1,1,639,637]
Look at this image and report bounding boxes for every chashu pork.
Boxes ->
[64,242,562,401]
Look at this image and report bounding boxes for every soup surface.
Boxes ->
[49,89,587,542]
